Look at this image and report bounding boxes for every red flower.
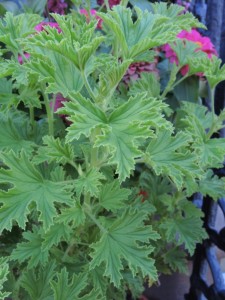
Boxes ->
[138,190,148,202]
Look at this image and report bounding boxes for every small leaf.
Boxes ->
[0,258,10,300]
[74,168,105,197]
[198,170,225,200]
[57,202,86,227]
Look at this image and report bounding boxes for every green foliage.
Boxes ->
[90,209,160,287]
[0,2,224,299]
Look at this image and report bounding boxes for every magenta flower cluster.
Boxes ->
[97,0,121,8]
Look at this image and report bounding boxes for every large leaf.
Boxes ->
[89,209,160,287]
[61,92,170,181]
[0,151,73,233]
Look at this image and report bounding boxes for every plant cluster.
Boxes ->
[0,1,225,299]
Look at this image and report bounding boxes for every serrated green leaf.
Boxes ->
[35,135,75,165]
[188,56,225,89]
[99,180,131,211]
[0,258,10,300]
[198,170,225,200]
[0,78,18,105]
[0,151,73,233]
[99,6,177,59]
[160,202,207,255]
[75,168,105,197]
[62,92,170,181]
[0,114,35,153]
[0,12,42,52]
[50,269,88,300]
[20,261,56,300]
[163,247,187,273]
[145,130,202,189]
[11,227,49,268]
[96,58,131,103]
[57,202,86,227]
[129,72,160,98]
[42,223,72,251]
[90,209,160,287]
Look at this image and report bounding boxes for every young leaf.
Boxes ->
[90,209,160,287]
[35,135,75,165]
[20,261,56,300]
[74,168,105,198]
[98,180,131,211]
[11,227,49,268]
[0,151,73,233]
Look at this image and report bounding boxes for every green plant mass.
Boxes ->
[0,1,225,299]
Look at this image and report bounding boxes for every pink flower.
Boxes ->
[79,9,103,29]
[18,52,31,65]
[97,0,121,8]
[34,22,62,33]
[162,29,217,76]
[51,94,70,124]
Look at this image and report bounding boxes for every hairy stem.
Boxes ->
[41,85,54,136]
[81,71,96,101]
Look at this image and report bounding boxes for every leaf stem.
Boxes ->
[41,85,54,136]
[206,87,216,138]
[103,0,110,10]
[81,70,96,101]
[29,105,35,130]
[84,202,108,233]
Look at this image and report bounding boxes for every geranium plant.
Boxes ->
[0,1,225,299]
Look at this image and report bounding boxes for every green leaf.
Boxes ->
[74,168,105,197]
[35,135,75,165]
[90,209,160,287]
[11,227,49,268]
[160,202,207,255]
[163,247,187,273]
[145,130,202,189]
[0,258,10,300]
[0,78,18,105]
[129,72,160,98]
[0,12,42,52]
[0,151,73,233]
[198,170,225,200]
[98,180,131,211]
[50,268,88,300]
[57,202,86,227]
[42,223,72,251]
[188,56,225,89]
[20,261,56,300]
[99,6,176,59]
[62,92,170,181]
[0,113,35,153]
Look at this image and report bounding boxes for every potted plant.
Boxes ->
[0,1,225,299]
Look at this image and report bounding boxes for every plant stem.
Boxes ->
[206,87,216,139]
[103,0,110,10]
[121,0,129,6]
[81,70,96,101]
[41,85,54,136]
[29,106,35,130]
[84,202,108,233]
